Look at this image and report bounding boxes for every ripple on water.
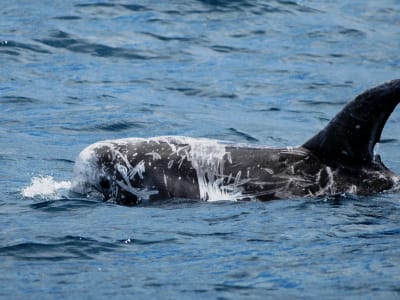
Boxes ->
[118,237,179,245]
[166,82,240,99]
[0,236,119,261]
[0,40,51,56]
[95,120,147,132]
[61,120,147,132]
[1,96,41,105]
[35,30,163,60]
[29,198,102,213]
[228,127,259,142]
[74,3,148,12]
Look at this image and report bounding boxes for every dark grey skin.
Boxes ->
[71,80,400,206]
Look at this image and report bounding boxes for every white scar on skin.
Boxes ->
[145,151,162,160]
[148,136,245,201]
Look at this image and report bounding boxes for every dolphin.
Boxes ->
[71,79,400,205]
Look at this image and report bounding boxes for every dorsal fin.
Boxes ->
[303,79,400,167]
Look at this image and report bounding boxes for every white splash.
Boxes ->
[22,176,71,198]
[392,175,400,191]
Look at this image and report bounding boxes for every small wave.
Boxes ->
[118,237,179,245]
[203,211,250,223]
[258,107,281,112]
[36,30,162,60]
[29,198,101,212]
[166,84,239,99]
[338,27,366,38]
[21,176,71,198]
[62,120,146,132]
[1,95,41,104]
[141,32,193,42]
[75,2,147,12]
[53,15,81,20]
[0,236,119,260]
[296,99,348,106]
[198,0,317,14]
[228,127,259,142]
[0,40,51,55]
[177,231,234,238]
[95,121,146,132]
[210,45,251,54]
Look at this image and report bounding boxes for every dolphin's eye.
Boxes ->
[99,176,111,189]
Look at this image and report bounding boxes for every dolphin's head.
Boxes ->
[70,141,149,206]
[71,142,114,201]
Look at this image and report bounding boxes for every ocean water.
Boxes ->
[1,1,400,299]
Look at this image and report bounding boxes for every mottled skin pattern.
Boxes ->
[92,140,202,204]
[227,147,395,200]
[71,79,400,206]
[73,139,396,206]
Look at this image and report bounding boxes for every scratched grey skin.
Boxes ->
[71,80,400,206]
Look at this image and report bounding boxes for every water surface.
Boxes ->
[1,1,400,299]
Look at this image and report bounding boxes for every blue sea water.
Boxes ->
[1,0,400,299]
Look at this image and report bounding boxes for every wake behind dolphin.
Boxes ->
[71,80,400,206]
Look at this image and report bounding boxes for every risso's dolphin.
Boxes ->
[71,80,400,205]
